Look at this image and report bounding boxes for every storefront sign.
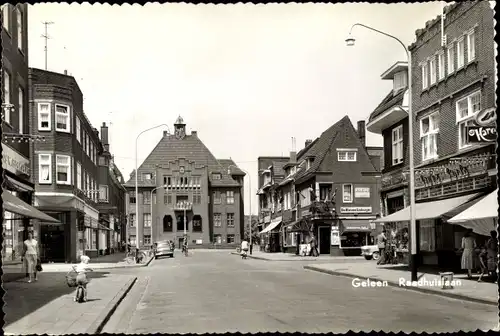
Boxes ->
[331,226,340,246]
[466,126,496,143]
[340,207,372,214]
[355,187,370,198]
[381,171,407,189]
[474,107,496,127]
[1,144,30,177]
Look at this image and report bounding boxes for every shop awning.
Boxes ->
[284,219,311,232]
[259,218,282,234]
[340,219,371,233]
[2,191,60,223]
[98,224,113,231]
[373,193,480,223]
[448,189,498,223]
[5,175,34,192]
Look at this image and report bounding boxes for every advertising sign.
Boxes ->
[466,126,496,143]
[1,144,30,177]
[355,187,370,198]
[340,206,372,214]
[474,107,496,127]
[331,226,340,246]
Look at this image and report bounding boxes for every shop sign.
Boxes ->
[355,187,370,198]
[474,107,496,127]
[466,126,496,143]
[340,206,372,214]
[381,171,407,189]
[1,144,30,177]
[331,226,340,246]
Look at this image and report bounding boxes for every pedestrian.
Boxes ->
[486,230,498,282]
[241,238,249,258]
[126,239,131,254]
[249,239,253,255]
[460,229,476,279]
[477,245,488,282]
[22,231,39,283]
[310,235,319,257]
[376,229,387,265]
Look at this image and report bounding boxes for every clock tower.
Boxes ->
[174,116,186,140]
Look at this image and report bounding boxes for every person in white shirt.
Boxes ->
[241,239,249,252]
[73,255,93,302]
[22,232,39,283]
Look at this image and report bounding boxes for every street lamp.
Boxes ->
[346,23,418,282]
[135,124,170,251]
[227,164,253,254]
[151,185,168,244]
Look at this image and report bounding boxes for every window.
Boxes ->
[421,62,428,90]
[227,213,235,227]
[429,57,437,85]
[226,191,235,204]
[144,214,151,227]
[467,30,476,62]
[83,171,87,194]
[163,215,173,232]
[56,155,71,184]
[76,117,81,143]
[192,216,202,232]
[90,143,94,163]
[129,192,136,204]
[99,185,109,202]
[214,213,222,227]
[164,193,172,204]
[15,7,22,51]
[77,162,82,189]
[393,71,407,91]
[143,173,152,180]
[420,112,440,161]
[342,184,353,203]
[457,37,465,69]
[16,86,24,134]
[129,236,136,246]
[227,234,235,244]
[212,173,222,180]
[213,191,221,204]
[319,185,332,202]
[86,174,90,197]
[144,235,151,245]
[392,125,404,165]
[214,234,222,244]
[176,215,187,231]
[447,44,455,74]
[3,70,11,124]
[129,214,136,227]
[143,192,151,204]
[85,134,90,156]
[2,5,10,32]
[37,103,51,130]
[437,52,445,81]
[456,91,481,149]
[38,154,52,184]
[92,179,96,201]
[55,104,70,132]
[338,150,356,162]
[193,192,201,204]
[419,219,436,252]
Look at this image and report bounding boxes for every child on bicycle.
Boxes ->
[73,255,93,302]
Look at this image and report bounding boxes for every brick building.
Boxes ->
[377,1,496,269]
[2,5,59,263]
[123,116,246,249]
[258,117,383,256]
[30,68,104,262]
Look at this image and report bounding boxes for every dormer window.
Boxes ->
[143,173,152,180]
[306,158,315,170]
[212,173,222,180]
[393,71,407,92]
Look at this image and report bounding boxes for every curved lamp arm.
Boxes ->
[347,23,409,57]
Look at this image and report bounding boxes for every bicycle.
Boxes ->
[66,266,93,303]
[125,250,147,264]
[182,246,189,257]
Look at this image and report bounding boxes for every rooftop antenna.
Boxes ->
[41,21,55,70]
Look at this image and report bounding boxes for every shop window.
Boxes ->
[419,219,436,252]
[163,215,173,232]
[129,235,136,246]
[227,234,235,244]
[340,232,367,248]
[177,215,188,231]
[214,234,222,244]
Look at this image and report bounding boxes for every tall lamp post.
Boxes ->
[346,23,418,281]
[135,124,170,252]
[227,165,253,254]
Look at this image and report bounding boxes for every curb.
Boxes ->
[230,252,364,262]
[303,265,497,307]
[230,252,270,261]
[87,276,138,334]
[97,255,155,270]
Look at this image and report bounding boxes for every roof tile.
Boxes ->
[369,88,406,122]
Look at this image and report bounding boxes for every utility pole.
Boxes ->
[41,21,54,70]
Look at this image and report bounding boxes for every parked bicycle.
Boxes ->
[125,249,147,264]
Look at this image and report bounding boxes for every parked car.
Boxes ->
[361,245,380,261]
[155,241,174,259]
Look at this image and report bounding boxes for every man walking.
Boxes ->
[377,229,387,265]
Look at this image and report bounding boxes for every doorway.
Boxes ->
[318,226,331,254]
[40,224,66,262]
[178,237,184,249]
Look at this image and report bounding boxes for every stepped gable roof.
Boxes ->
[293,115,351,183]
[369,87,406,122]
[124,133,240,188]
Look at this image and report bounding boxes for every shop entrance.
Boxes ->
[318,226,331,254]
[178,237,184,249]
[40,225,65,262]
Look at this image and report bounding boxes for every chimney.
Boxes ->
[305,139,313,147]
[64,70,67,75]
[357,120,366,147]
[163,130,169,137]
[101,122,109,151]
[290,151,297,164]
[191,131,197,137]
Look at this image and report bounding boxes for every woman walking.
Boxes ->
[461,229,476,279]
[22,232,39,283]
[486,230,498,282]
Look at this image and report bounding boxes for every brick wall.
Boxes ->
[409,1,495,165]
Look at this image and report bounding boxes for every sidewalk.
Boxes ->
[3,271,137,335]
[230,250,364,261]
[304,262,498,306]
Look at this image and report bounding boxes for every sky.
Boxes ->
[28,2,449,215]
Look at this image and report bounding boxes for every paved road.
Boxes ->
[102,250,497,334]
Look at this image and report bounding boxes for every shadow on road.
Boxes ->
[2,270,111,329]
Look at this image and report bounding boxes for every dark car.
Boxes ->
[155,240,174,259]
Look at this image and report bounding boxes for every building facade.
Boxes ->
[123,117,246,249]
[2,4,43,263]
[403,1,495,269]
[30,68,104,262]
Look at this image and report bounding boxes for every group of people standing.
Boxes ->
[461,229,498,282]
